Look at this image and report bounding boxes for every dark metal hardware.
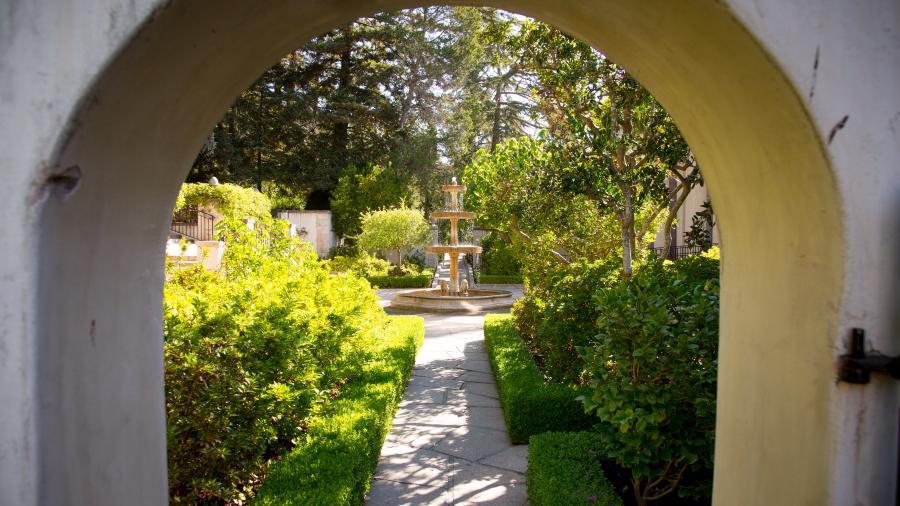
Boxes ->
[838,328,900,384]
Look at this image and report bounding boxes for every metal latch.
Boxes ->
[838,328,900,384]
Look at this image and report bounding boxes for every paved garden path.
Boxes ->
[366,308,528,505]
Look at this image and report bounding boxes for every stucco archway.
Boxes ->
[23,0,865,504]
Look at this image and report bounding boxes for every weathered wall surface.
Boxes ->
[0,1,896,505]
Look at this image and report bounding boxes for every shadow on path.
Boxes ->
[366,311,528,505]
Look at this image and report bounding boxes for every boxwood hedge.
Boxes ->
[528,432,623,506]
[483,314,594,443]
[365,271,434,288]
[476,273,523,284]
[253,316,424,505]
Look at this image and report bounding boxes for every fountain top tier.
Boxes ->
[426,176,481,254]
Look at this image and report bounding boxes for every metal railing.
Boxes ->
[170,207,215,241]
[649,243,717,260]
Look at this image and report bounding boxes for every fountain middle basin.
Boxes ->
[390,288,514,313]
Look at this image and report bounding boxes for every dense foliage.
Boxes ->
[357,207,431,266]
[484,314,595,443]
[479,232,521,276]
[528,432,623,506]
[511,259,620,385]
[164,216,391,504]
[579,256,719,505]
[253,316,424,505]
[175,182,272,219]
[189,8,531,212]
[330,164,420,237]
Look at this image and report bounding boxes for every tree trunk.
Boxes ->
[621,192,634,278]
[661,183,691,258]
[490,80,503,152]
[633,478,648,506]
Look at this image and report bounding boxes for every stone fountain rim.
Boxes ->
[394,288,512,301]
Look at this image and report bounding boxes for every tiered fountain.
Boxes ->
[390,178,513,312]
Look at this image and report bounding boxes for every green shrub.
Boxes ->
[476,273,523,284]
[327,252,393,278]
[253,316,424,505]
[366,270,434,289]
[580,256,719,505]
[484,314,594,443]
[480,232,522,275]
[528,432,623,506]
[175,182,272,219]
[164,215,388,504]
[511,259,619,384]
[357,206,431,266]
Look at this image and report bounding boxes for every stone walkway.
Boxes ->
[366,311,528,505]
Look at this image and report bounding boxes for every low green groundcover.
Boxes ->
[366,270,434,288]
[476,273,523,284]
[528,432,623,506]
[483,314,594,443]
[253,316,424,505]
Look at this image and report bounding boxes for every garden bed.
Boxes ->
[366,269,434,288]
[253,316,424,505]
[483,314,594,443]
[476,273,523,284]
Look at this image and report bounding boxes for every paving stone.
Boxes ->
[457,370,496,384]
[446,389,501,408]
[463,381,499,399]
[457,359,493,374]
[432,426,511,462]
[374,445,452,485]
[464,406,507,432]
[450,462,528,505]
[479,445,529,474]
[367,478,450,506]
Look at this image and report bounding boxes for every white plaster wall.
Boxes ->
[726,2,900,502]
[276,210,335,258]
[0,2,162,503]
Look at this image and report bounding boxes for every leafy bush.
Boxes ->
[357,206,431,266]
[326,252,393,278]
[476,273,523,284]
[175,182,272,219]
[366,270,434,289]
[528,432,623,506]
[579,256,719,505]
[484,314,594,443]
[511,259,619,384]
[327,253,434,288]
[480,232,521,275]
[253,316,424,505]
[164,215,388,504]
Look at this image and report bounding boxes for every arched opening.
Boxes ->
[37,1,842,504]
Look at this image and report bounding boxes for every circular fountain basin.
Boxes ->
[390,288,513,313]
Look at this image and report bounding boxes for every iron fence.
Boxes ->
[649,243,717,260]
[170,207,215,241]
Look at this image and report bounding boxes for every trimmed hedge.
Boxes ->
[528,432,623,506]
[476,273,523,284]
[366,270,434,288]
[484,314,594,443]
[253,316,424,505]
